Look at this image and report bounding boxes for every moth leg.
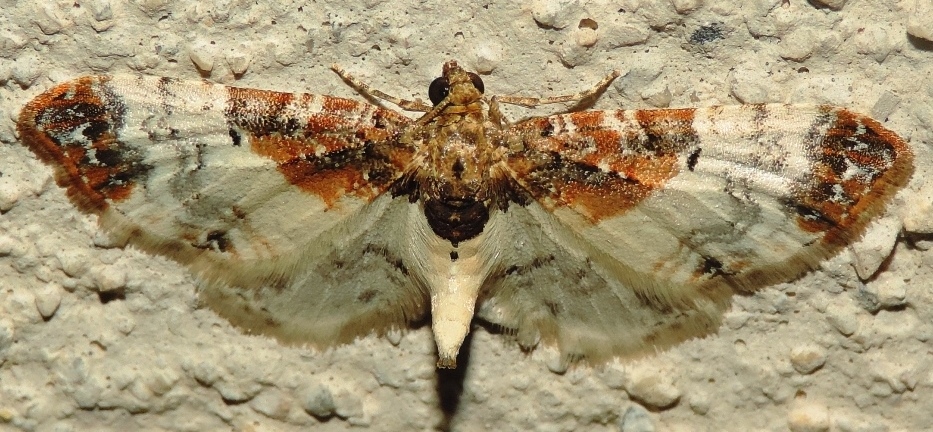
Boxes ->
[497,70,621,108]
[331,64,433,112]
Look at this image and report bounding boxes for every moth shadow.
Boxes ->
[436,329,473,428]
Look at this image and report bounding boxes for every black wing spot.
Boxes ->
[785,200,840,228]
[82,121,111,141]
[687,148,701,171]
[94,148,122,167]
[194,230,231,253]
[229,129,242,147]
[701,256,726,277]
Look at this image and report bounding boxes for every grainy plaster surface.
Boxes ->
[1,1,932,431]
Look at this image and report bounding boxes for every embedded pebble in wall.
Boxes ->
[135,0,172,17]
[34,283,62,320]
[605,23,649,47]
[558,37,592,67]
[530,0,581,29]
[214,378,262,404]
[0,319,14,358]
[88,0,113,21]
[870,91,902,122]
[301,384,336,419]
[11,53,40,87]
[854,26,894,63]
[619,405,655,432]
[825,302,860,336]
[779,29,817,62]
[907,1,933,42]
[472,43,502,74]
[790,345,827,375]
[143,366,180,397]
[0,176,22,212]
[729,66,775,104]
[385,327,403,346]
[849,216,902,280]
[640,82,672,108]
[903,180,933,234]
[870,274,908,310]
[332,388,367,426]
[186,358,222,386]
[89,265,127,299]
[0,236,26,258]
[0,28,27,59]
[612,66,662,100]
[576,19,598,47]
[788,403,831,432]
[55,249,92,279]
[0,61,11,84]
[670,0,702,14]
[88,0,114,31]
[188,42,216,73]
[274,41,302,66]
[225,48,252,76]
[624,370,681,410]
[688,391,711,415]
[209,0,233,23]
[35,4,70,35]
[249,388,292,421]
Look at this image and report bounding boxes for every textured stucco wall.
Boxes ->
[1,1,932,431]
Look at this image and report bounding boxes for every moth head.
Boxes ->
[428,60,484,106]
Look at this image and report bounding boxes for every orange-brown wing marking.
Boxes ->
[792,106,913,245]
[506,109,698,222]
[17,76,143,212]
[224,87,415,207]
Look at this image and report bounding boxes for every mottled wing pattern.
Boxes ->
[17,75,428,346]
[481,104,912,363]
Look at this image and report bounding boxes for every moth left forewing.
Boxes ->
[18,74,428,348]
[18,75,413,281]
[492,104,911,361]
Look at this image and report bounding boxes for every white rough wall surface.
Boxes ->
[1,1,932,431]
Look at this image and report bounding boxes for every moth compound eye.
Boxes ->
[428,77,449,105]
[468,73,484,94]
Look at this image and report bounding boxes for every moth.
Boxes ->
[17,61,912,369]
